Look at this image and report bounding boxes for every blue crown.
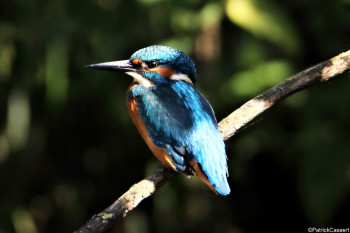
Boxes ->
[130,45,197,83]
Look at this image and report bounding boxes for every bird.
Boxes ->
[86,45,230,195]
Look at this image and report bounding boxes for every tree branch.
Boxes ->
[219,50,350,140]
[74,50,350,233]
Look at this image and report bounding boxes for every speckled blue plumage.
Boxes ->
[127,45,230,195]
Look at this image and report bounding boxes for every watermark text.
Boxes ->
[308,227,350,233]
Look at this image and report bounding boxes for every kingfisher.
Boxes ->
[86,45,230,195]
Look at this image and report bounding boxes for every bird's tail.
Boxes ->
[190,159,230,195]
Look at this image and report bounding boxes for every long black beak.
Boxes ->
[85,60,138,72]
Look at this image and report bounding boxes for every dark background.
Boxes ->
[0,0,349,232]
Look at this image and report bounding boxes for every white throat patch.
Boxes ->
[125,72,154,87]
[170,73,193,85]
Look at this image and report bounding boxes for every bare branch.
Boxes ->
[219,50,350,140]
[74,50,350,233]
[74,167,177,233]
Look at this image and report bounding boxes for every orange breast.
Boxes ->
[126,87,177,171]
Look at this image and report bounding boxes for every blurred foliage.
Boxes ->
[226,0,300,55]
[0,0,349,232]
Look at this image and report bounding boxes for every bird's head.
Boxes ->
[86,45,197,87]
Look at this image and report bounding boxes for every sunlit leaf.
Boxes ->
[226,0,300,54]
[225,59,294,97]
[12,208,38,233]
[5,88,30,152]
[199,2,224,25]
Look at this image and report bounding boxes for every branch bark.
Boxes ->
[74,50,350,233]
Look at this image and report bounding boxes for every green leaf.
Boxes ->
[226,0,300,55]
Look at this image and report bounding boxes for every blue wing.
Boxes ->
[129,81,230,195]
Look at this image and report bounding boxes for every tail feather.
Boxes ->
[189,159,230,195]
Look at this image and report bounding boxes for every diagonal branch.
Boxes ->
[219,50,350,140]
[74,50,350,233]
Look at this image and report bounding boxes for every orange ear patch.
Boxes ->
[149,66,176,78]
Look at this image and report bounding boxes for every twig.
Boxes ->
[219,50,350,139]
[74,50,350,233]
[74,166,176,233]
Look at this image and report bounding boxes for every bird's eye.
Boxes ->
[147,61,158,69]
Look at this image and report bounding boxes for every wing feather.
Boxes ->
[131,82,230,195]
